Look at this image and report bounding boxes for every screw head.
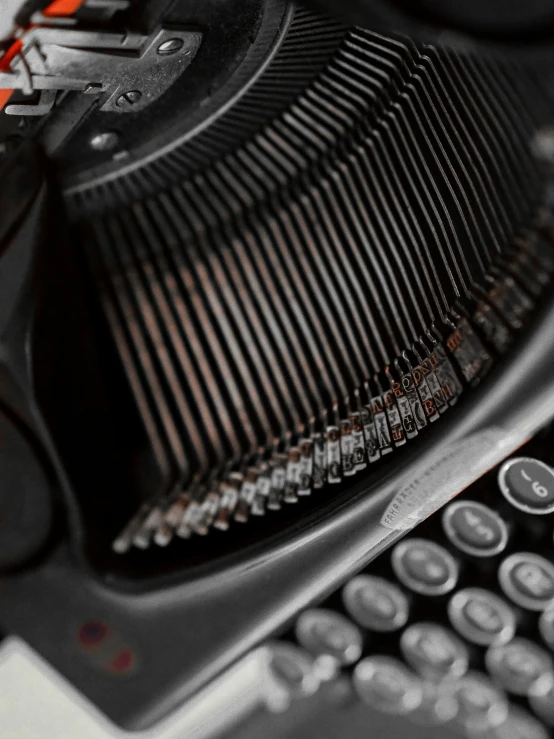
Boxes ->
[116,90,143,109]
[157,37,184,55]
[89,131,119,151]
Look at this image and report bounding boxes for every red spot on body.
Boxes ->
[109,649,134,673]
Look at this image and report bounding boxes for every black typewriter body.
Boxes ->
[2,1,554,737]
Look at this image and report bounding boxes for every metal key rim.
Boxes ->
[442,500,509,557]
[498,457,554,515]
[400,622,469,681]
[391,538,459,596]
[447,588,516,647]
[498,552,554,611]
[342,575,410,632]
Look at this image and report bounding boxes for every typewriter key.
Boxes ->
[352,656,423,715]
[485,638,554,695]
[442,500,509,557]
[295,609,363,678]
[400,622,469,681]
[498,457,554,515]
[265,642,319,702]
[499,553,554,611]
[391,539,459,596]
[342,575,409,632]
[448,588,516,647]
[449,671,509,734]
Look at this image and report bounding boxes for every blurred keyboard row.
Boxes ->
[263,442,554,738]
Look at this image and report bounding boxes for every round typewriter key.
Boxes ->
[485,638,554,695]
[442,500,509,557]
[539,608,554,650]
[528,673,554,727]
[449,671,509,734]
[495,706,550,739]
[352,656,423,715]
[499,553,554,611]
[448,588,516,647]
[342,575,409,633]
[391,539,459,596]
[265,642,319,702]
[410,682,458,726]
[498,457,554,514]
[400,622,469,681]
[295,609,363,678]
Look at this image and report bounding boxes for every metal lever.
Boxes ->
[1,25,202,116]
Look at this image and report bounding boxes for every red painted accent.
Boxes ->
[78,621,109,647]
[108,649,135,673]
[43,0,85,17]
[0,0,85,111]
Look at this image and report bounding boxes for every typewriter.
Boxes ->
[2,0,554,737]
